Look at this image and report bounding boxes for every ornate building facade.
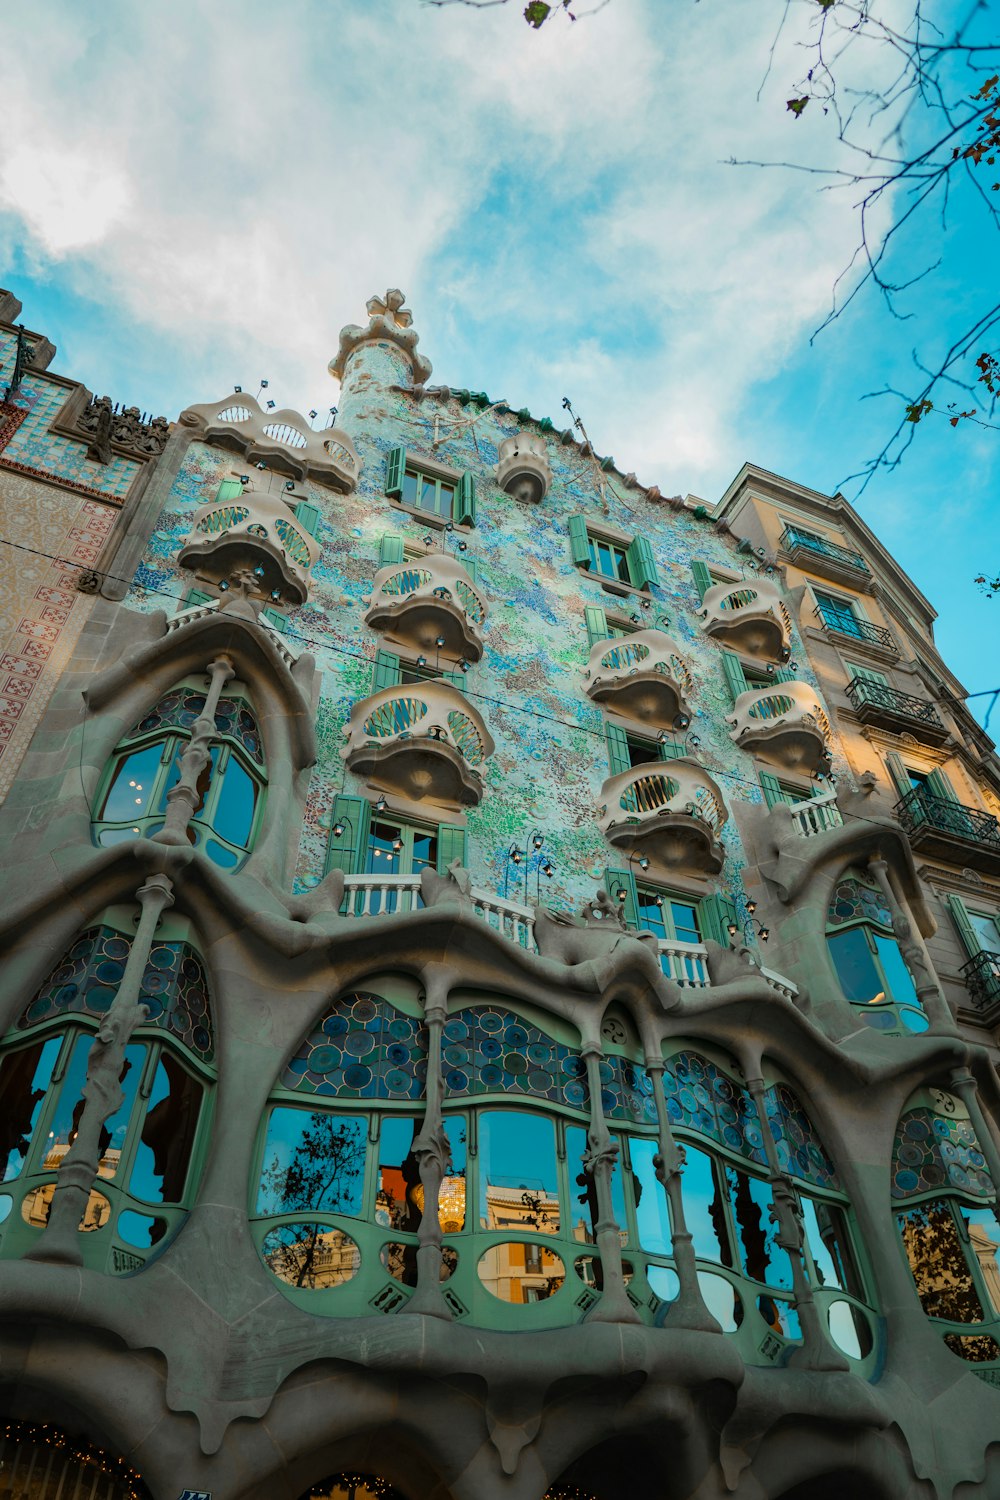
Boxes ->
[1,285,1000,1500]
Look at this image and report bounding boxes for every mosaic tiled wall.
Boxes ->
[123,339,844,908]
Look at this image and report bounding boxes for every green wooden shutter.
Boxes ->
[183,588,214,609]
[441,668,467,693]
[293,500,322,536]
[700,892,738,948]
[605,722,631,778]
[947,894,982,958]
[721,651,749,704]
[379,533,406,568]
[928,769,960,803]
[658,739,688,762]
[585,605,609,648]
[456,472,477,527]
[849,664,889,686]
[463,557,479,586]
[626,534,660,591]
[886,752,912,798]
[372,650,401,693]
[215,478,245,505]
[759,771,787,809]
[261,607,286,633]
[568,514,591,568]
[604,867,639,930]
[691,561,713,602]
[437,823,467,873]
[773,666,799,684]
[324,795,372,876]
[385,447,407,497]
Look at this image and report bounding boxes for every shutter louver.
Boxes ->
[379,533,406,568]
[585,605,609,648]
[215,478,245,505]
[759,772,786,809]
[605,722,632,777]
[626,534,660,591]
[568,515,591,568]
[721,651,749,704]
[700,893,739,949]
[604,868,639,930]
[437,823,468,873]
[456,472,477,527]
[325,796,372,877]
[372,650,401,693]
[385,447,407,497]
[691,561,713,602]
[947,894,982,958]
[293,500,322,536]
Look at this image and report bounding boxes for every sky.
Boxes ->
[1,0,996,713]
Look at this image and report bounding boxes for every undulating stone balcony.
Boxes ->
[597,759,727,876]
[496,430,553,504]
[699,577,792,661]
[845,677,948,744]
[343,681,495,811]
[364,553,486,662]
[728,681,832,777]
[895,788,1000,875]
[583,630,692,729]
[179,488,320,606]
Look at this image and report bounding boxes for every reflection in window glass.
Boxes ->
[44,1037,144,1181]
[211,754,257,848]
[129,1053,202,1204]
[725,1165,791,1290]
[101,743,164,823]
[440,1115,467,1233]
[960,1206,1000,1317]
[647,1264,680,1306]
[262,1221,361,1290]
[117,1208,168,1249]
[0,1036,61,1181]
[758,1293,801,1340]
[477,1241,566,1303]
[898,1201,985,1323]
[377,1117,422,1233]
[873,935,919,1005]
[801,1196,863,1298]
[681,1144,733,1267]
[479,1111,560,1235]
[827,928,883,1004]
[698,1270,741,1331]
[256,1108,366,1218]
[565,1125,625,1244]
[630,1138,672,1255]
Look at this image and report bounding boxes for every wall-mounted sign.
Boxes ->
[178,1491,212,1499]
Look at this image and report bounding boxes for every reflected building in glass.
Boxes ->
[1,283,1000,1498]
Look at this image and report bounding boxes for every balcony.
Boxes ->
[699,577,792,660]
[894,789,1000,875]
[582,629,692,729]
[786,788,844,838]
[343,681,495,812]
[597,759,727,876]
[728,681,832,776]
[846,678,949,744]
[817,610,897,657]
[962,951,1000,1012]
[497,431,552,504]
[178,488,319,606]
[364,553,486,663]
[780,525,870,586]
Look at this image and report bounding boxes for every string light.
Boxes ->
[0,1422,151,1499]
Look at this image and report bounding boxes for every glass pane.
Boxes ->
[801,1196,863,1297]
[256,1107,367,1218]
[438,483,455,515]
[402,470,418,506]
[129,1052,202,1204]
[630,1137,672,1255]
[669,902,700,945]
[758,1294,801,1340]
[587,538,599,570]
[479,1111,560,1234]
[44,1036,144,1181]
[211,754,257,849]
[117,1208,168,1248]
[367,820,402,874]
[477,1242,566,1303]
[0,1036,61,1181]
[725,1164,791,1289]
[827,1298,872,1359]
[647,1264,680,1305]
[261,1221,360,1289]
[636,891,667,939]
[411,830,437,874]
[615,547,631,584]
[204,838,241,869]
[970,912,1000,950]
[698,1270,741,1331]
[873,934,919,1006]
[100,743,164,823]
[419,475,438,512]
[898,1201,985,1323]
[681,1144,733,1266]
[960,1206,1000,1317]
[596,541,615,578]
[827,928,884,1005]
[626,736,659,768]
[377,1116,422,1233]
[441,1114,467,1232]
[566,1123,625,1243]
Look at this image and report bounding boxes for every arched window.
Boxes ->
[893,1089,1000,1368]
[296,1478,407,1500]
[92,680,266,869]
[826,869,927,1034]
[0,920,214,1274]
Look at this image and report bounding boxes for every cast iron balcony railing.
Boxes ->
[845,678,948,743]
[597,759,727,877]
[817,609,896,653]
[364,553,486,662]
[582,629,692,729]
[780,525,869,579]
[699,577,792,660]
[894,788,1000,874]
[343,680,495,812]
[962,950,1000,1011]
[728,681,832,778]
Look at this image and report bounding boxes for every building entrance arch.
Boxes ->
[0,1418,150,1498]
[298,1478,409,1500]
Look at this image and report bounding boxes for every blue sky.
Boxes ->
[2,0,996,711]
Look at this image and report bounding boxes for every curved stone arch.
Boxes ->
[745,1417,930,1500]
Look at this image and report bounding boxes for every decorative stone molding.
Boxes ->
[699,576,792,660]
[330,288,433,384]
[178,392,361,491]
[343,680,495,812]
[77,397,170,464]
[364,552,486,662]
[729,680,832,776]
[583,629,692,729]
[178,485,320,607]
[496,431,553,504]
[597,758,727,876]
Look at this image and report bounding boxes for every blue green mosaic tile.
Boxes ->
[891,1108,994,1201]
[282,991,427,1100]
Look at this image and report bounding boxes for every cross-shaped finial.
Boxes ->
[366,288,413,330]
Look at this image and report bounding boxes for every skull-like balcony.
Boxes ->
[344,681,495,812]
[178,489,319,606]
[699,578,792,661]
[364,554,486,663]
[728,681,832,776]
[583,630,692,730]
[496,431,553,504]
[598,759,727,876]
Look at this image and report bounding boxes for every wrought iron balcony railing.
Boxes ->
[817,610,896,652]
[781,525,869,575]
[895,789,1000,871]
[846,678,946,739]
[962,950,1000,1011]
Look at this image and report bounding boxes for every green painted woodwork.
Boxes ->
[437,823,467,872]
[626,533,659,591]
[691,560,713,601]
[324,796,372,876]
[379,532,406,568]
[456,472,477,527]
[721,651,749,704]
[372,650,401,693]
[567,514,591,568]
[585,604,609,647]
[293,500,322,536]
[384,446,406,497]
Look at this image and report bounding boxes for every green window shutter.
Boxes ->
[759,771,787,809]
[691,561,713,602]
[585,605,609,648]
[849,664,889,686]
[700,893,738,949]
[385,447,407,497]
[626,534,660,591]
[456,472,477,527]
[886,752,912,798]
[379,533,406,569]
[568,514,591,568]
[947,894,982,959]
[372,650,401,693]
[604,867,639,930]
[261,607,286,634]
[605,721,631,778]
[463,557,479,586]
[437,822,467,873]
[773,666,799,684]
[293,500,322,536]
[658,739,688,762]
[325,796,372,876]
[721,651,749,704]
[183,588,214,609]
[928,769,960,803]
[441,668,467,693]
[215,477,245,505]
